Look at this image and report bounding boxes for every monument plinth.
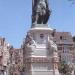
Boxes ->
[23,0,60,75]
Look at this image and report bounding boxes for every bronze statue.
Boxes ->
[32,0,51,25]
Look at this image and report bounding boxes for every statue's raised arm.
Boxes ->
[32,0,51,25]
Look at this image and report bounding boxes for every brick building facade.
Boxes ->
[53,32,75,64]
[0,37,10,75]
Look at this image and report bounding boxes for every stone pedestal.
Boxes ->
[23,24,60,75]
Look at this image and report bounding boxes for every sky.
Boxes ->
[0,0,75,48]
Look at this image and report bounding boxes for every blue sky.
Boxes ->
[0,0,75,48]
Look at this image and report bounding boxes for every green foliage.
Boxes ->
[58,61,73,75]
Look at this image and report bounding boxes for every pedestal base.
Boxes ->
[23,26,60,75]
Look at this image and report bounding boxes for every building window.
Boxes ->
[60,36,62,40]
[60,36,67,40]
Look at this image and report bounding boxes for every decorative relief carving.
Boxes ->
[25,57,52,63]
[25,32,36,46]
[47,35,57,53]
[24,32,36,55]
[47,35,59,63]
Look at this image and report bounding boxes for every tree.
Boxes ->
[58,61,73,75]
